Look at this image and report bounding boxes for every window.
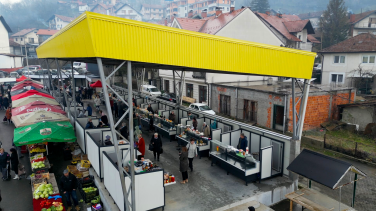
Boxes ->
[164,80,170,93]
[220,94,231,116]
[21,38,23,41]
[334,55,345,64]
[28,38,34,43]
[362,55,375,63]
[122,10,126,14]
[15,38,18,41]
[186,83,193,98]
[331,74,344,83]
[243,100,257,122]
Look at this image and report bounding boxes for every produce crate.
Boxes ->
[67,165,77,172]
[81,160,91,168]
[79,184,99,203]
[72,154,81,161]
[78,176,95,188]
[71,169,83,178]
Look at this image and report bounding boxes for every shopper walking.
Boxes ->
[137,134,145,156]
[192,117,198,130]
[0,148,10,181]
[203,122,210,137]
[186,139,197,172]
[0,95,2,110]
[179,146,189,184]
[9,148,19,180]
[94,95,101,111]
[60,169,79,211]
[5,107,11,125]
[2,97,9,110]
[150,133,162,161]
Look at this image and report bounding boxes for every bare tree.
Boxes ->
[349,63,375,94]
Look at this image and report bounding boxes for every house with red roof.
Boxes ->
[47,14,74,30]
[11,28,38,45]
[91,3,116,16]
[318,33,376,91]
[349,10,376,37]
[36,29,59,44]
[115,3,142,21]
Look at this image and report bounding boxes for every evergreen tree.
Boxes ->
[320,0,349,49]
[250,0,270,13]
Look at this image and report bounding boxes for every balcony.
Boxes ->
[354,22,376,28]
[192,72,206,79]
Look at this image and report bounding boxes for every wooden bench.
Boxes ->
[182,96,196,104]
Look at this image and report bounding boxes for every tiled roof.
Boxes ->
[9,38,20,47]
[256,13,311,42]
[199,8,247,35]
[36,29,59,36]
[55,14,74,22]
[350,10,376,24]
[11,28,36,37]
[142,4,164,9]
[307,35,320,44]
[297,11,323,20]
[319,33,376,53]
[175,18,207,32]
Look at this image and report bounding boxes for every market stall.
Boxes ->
[103,151,166,211]
[176,126,211,158]
[74,117,101,154]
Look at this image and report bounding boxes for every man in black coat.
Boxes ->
[120,122,128,139]
[151,133,162,161]
[0,148,10,181]
[59,169,79,211]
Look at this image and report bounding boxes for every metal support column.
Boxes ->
[71,61,77,119]
[292,80,296,139]
[352,173,357,207]
[45,59,53,93]
[56,59,71,118]
[97,58,134,211]
[173,70,176,95]
[172,70,185,107]
[297,79,311,139]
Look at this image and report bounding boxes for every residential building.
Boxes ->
[349,10,376,37]
[166,0,234,19]
[91,3,115,16]
[9,38,22,55]
[36,29,59,44]
[141,4,164,20]
[47,14,74,30]
[318,33,376,92]
[338,101,376,131]
[11,28,38,45]
[160,8,319,104]
[210,81,355,132]
[0,16,23,68]
[115,3,142,21]
[297,11,323,29]
[78,2,90,13]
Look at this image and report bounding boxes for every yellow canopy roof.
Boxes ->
[37,11,316,79]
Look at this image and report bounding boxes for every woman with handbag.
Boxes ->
[186,139,198,172]
[179,146,189,184]
[150,133,162,161]
[9,148,19,180]
[137,134,145,156]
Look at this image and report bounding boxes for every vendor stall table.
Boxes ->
[31,173,60,194]
[176,135,210,159]
[32,193,66,211]
[31,158,51,174]
[154,123,176,140]
[32,173,65,211]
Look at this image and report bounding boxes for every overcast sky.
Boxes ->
[0,0,22,3]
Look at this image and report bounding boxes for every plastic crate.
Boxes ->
[79,183,99,203]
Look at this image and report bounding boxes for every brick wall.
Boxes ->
[288,92,355,131]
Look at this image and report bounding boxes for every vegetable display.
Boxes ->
[32,161,46,169]
[33,184,54,199]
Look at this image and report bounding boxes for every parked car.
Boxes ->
[61,64,71,70]
[22,70,34,76]
[50,69,58,75]
[35,69,49,75]
[64,69,79,75]
[16,68,27,75]
[189,103,216,115]
[73,62,86,70]
[0,72,5,78]
[141,85,161,97]
[157,92,177,103]
[9,72,19,78]
[313,63,322,72]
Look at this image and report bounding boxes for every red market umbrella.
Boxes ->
[90,80,102,88]
[12,82,44,91]
[12,101,66,116]
[11,90,54,101]
[16,75,28,82]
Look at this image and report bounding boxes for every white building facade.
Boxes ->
[0,16,23,68]
[115,4,142,21]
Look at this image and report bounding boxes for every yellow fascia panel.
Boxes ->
[38,12,316,79]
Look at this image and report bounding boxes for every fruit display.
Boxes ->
[30,153,44,160]
[29,145,47,153]
[91,195,101,204]
[83,186,97,193]
[81,186,99,203]
[32,161,46,169]
[41,202,64,211]
[33,184,54,199]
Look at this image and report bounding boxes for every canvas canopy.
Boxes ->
[12,97,59,108]
[90,80,102,88]
[13,121,76,146]
[14,78,42,86]
[10,87,48,96]
[16,75,28,82]
[12,81,43,91]
[11,90,54,101]
[12,101,65,116]
[12,110,69,127]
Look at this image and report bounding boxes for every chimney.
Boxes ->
[215,7,222,17]
[350,14,355,23]
[230,6,235,12]
[201,9,207,18]
[188,10,193,18]
[164,18,167,26]
[265,11,270,16]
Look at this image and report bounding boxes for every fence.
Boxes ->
[324,134,376,163]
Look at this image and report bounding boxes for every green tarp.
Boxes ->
[14,121,76,146]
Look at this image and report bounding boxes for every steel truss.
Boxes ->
[172,70,185,106]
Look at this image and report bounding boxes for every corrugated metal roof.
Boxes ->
[36,11,316,79]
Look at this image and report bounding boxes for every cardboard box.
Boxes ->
[81,160,91,168]
[81,154,88,161]
[71,169,83,178]
[82,171,89,178]
[67,165,77,173]
[72,154,81,161]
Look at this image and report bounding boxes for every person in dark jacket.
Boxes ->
[86,104,92,117]
[0,86,4,97]
[179,146,189,184]
[60,169,79,211]
[132,98,137,107]
[150,133,162,161]
[9,148,19,180]
[192,117,198,130]
[104,135,113,146]
[120,122,128,139]
[113,99,118,118]
[237,133,248,152]
[147,104,154,113]
[2,97,9,110]
[0,148,10,181]
[169,111,176,123]
[75,95,82,106]
[0,95,3,110]
[85,118,95,129]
